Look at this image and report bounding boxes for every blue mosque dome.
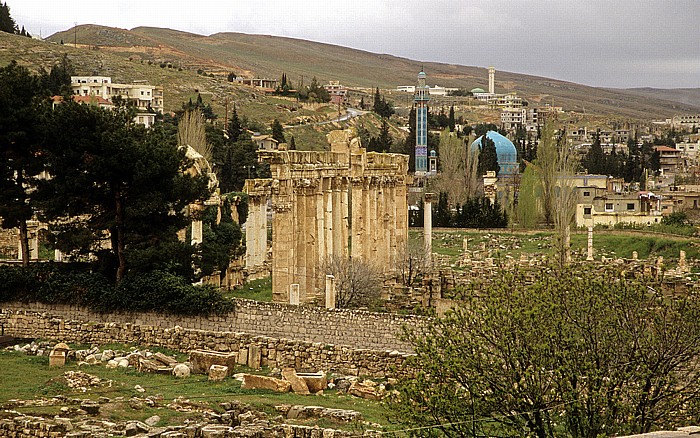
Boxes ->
[471,130,519,175]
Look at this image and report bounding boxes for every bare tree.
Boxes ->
[536,121,579,266]
[395,239,429,288]
[178,109,212,162]
[321,255,382,308]
[429,130,480,205]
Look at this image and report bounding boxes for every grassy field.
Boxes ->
[412,228,700,267]
[0,348,391,432]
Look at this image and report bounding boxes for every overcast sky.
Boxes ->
[8,0,700,89]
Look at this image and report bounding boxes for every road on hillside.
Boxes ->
[285,108,366,129]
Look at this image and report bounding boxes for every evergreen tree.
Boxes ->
[0,2,17,34]
[477,136,500,176]
[271,118,285,143]
[40,54,74,96]
[0,62,46,266]
[227,105,242,143]
[288,136,296,150]
[368,117,392,152]
[39,102,210,282]
[582,131,605,174]
[448,105,455,132]
[433,192,452,228]
[372,87,394,118]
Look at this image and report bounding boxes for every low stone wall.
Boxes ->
[1,306,411,378]
[0,413,380,437]
[0,300,423,352]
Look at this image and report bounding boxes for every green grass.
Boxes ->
[0,350,392,431]
[224,276,272,301]
[413,228,699,266]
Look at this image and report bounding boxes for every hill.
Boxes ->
[618,88,700,112]
[39,25,700,120]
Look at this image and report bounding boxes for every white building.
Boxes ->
[70,76,164,127]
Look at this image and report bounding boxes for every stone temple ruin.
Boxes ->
[244,129,411,304]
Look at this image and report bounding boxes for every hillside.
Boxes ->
[38,25,700,120]
[618,88,700,112]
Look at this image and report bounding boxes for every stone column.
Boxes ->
[586,226,594,261]
[387,183,397,267]
[245,198,257,268]
[272,183,294,302]
[394,180,408,257]
[289,284,300,305]
[296,188,308,301]
[332,179,343,257]
[351,179,364,260]
[315,180,325,289]
[324,179,334,261]
[191,220,203,245]
[257,197,267,266]
[424,193,434,265]
[17,238,23,261]
[340,178,350,257]
[325,274,336,309]
[54,249,63,262]
[30,232,39,260]
[363,179,372,262]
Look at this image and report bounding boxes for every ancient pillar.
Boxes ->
[325,274,336,309]
[191,220,203,245]
[272,183,294,302]
[324,178,333,261]
[351,179,364,260]
[257,197,267,266]
[30,232,39,260]
[586,226,594,261]
[363,178,372,261]
[680,250,688,272]
[424,193,434,265]
[632,251,638,260]
[54,249,63,262]
[332,179,343,257]
[315,179,325,286]
[245,199,257,268]
[340,178,350,257]
[289,284,300,305]
[387,183,397,266]
[296,187,308,301]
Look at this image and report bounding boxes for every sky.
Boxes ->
[8,0,700,89]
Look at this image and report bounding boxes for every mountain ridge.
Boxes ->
[13,24,700,119]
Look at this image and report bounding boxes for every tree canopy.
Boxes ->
[38,101,210,282]
[394,265,700,437]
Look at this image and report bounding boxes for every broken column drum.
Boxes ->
[249,129,411,303]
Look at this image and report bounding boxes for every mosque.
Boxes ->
[470,130,519,176]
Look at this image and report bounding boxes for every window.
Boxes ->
[584,207,592,215]
[583,191,591,197]
[627,203,635,210]
[605,203,614,212]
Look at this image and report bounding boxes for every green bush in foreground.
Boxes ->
[0,264,233,315]
[393,265,700,437]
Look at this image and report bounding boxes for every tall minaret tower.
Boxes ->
[414,69,430,174]
[488,66,495,94]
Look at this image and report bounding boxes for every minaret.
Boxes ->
[414,69,430,174]
[488,66,495,94]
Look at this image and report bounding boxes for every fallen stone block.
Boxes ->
[297,372,328,393]
[152,352,178,367]
[208,365,228,382]
[241,374,291,393]
[189,350,237,375]
[281,368,310,395]
[348,380,384,401]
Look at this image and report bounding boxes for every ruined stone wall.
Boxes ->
[0,413,379,437]
[1,305,412,378]
[0,300,422,353]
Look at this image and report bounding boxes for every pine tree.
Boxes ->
[288,136,296,150]
[271,119,285,143]
[477,136,500,176]
[582,131,605,174]
[0,2,17,34]
[0,62,46,266]
[227,105,242,143]
[448,105,455,132]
